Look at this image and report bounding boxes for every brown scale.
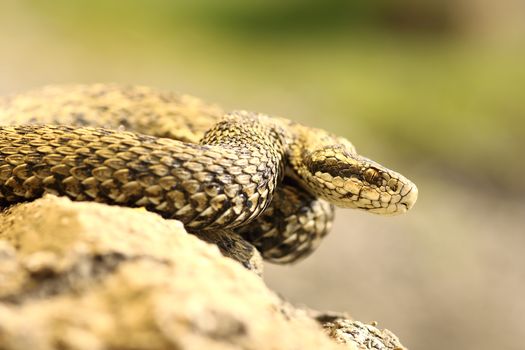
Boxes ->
[0,119,284,234]
[236,177,334,264]
[0,85,336,268]
[0,84,418,268]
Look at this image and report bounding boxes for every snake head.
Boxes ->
[300,141,418,215]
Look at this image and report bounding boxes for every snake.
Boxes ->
[0,84,418,268]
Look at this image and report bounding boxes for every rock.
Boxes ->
[314,312,406,350]
[0,195,405,350]
[279,303,406,350]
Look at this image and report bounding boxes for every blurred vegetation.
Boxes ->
[2,0,524,194]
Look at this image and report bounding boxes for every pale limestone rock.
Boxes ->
[0,195,405,350]
[0,195,350,350]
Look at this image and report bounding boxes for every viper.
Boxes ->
[0,84,417,269]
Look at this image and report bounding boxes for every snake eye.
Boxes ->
[388,180,398,192]
[364,168,379,184]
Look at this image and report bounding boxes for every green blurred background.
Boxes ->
[1,1,524,349]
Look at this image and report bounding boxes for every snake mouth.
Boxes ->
[364,182,418,215]
[399,185,418,212]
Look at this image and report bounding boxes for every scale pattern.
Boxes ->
[0,113,285,231]
[0,84,418,266]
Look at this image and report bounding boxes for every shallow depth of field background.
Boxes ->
[1,1,524,349]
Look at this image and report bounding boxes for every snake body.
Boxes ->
[0,84,417,266]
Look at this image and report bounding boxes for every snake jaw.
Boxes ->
[365,172,418,215]
[300,146,418,214]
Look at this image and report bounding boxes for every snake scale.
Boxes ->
[0,84,417,269]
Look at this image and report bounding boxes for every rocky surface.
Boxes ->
[0,195,405,350]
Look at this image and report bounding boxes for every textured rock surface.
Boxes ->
[314,313,405,350]
[0,195,404,350]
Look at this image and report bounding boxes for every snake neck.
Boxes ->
[284,123,344,196]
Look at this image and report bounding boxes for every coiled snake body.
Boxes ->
[0,85,418,268]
